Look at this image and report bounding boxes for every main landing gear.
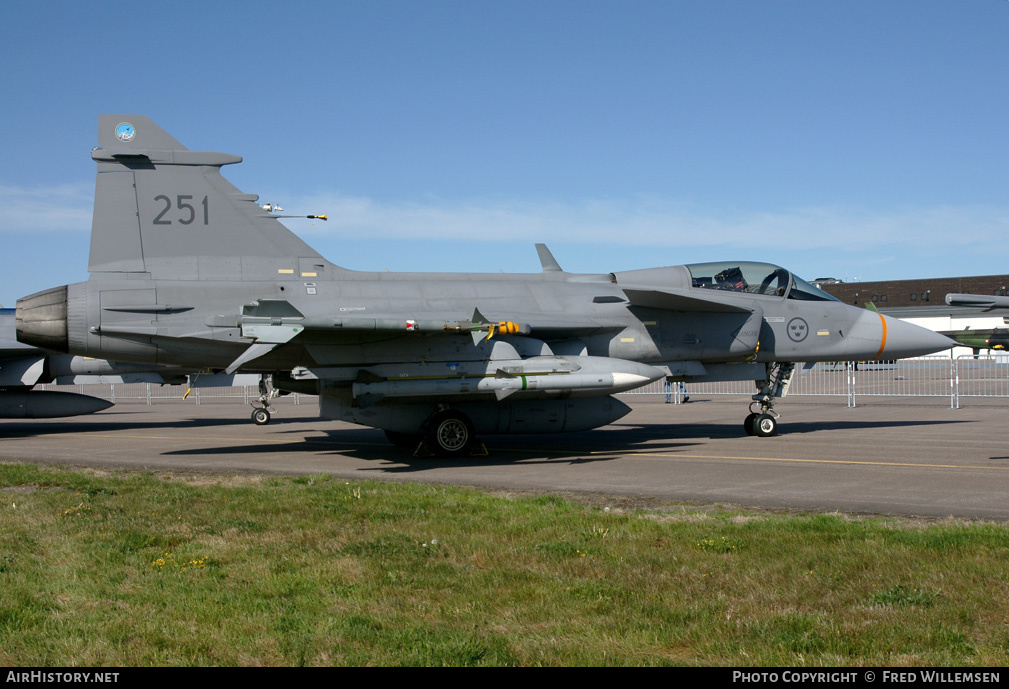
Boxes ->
[386,408,485,458]
[424,409,476,457]
[743,362,795,437]
[251,374,281,425]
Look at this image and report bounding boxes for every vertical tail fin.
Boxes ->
[89,115,327,279]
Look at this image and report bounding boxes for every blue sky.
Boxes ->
[1,0,1007,306]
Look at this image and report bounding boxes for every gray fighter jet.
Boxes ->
[15,115,954,452]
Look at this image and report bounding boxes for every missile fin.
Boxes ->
[225,342,278,374]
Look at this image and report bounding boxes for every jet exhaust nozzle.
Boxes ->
[16,285,69,353]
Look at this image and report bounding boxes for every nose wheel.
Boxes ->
[250,374,280,425]
[744,411,778,437]
[743,362,793,437]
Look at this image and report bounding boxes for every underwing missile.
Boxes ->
[351,356,664,403]
[945,293,1009,311]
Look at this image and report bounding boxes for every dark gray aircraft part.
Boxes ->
[946,293,1009,311]
[0,307,114,417]
[16,115,955,452]
[0,307,250,419]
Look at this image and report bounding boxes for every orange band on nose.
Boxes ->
[872,312,888,360]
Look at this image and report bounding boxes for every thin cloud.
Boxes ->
[0,183,93,233]
[2,182,1006,256]
[284,192,1009,250]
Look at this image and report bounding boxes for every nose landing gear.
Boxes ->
[250,374,280,425]
[744,362,795,437]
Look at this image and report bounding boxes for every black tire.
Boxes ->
[743,413,757,436]
[425,410,475,457]
[251,408,271,425]
[753,413,777,437]
[385,430,422,449]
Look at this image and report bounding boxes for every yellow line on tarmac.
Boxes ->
[594,451,1009,472]
[43,432,1009,471]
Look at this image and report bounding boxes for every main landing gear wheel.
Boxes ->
[425,410,475,458]
[251,408,271,425]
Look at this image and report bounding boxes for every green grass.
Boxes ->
[1,462,1008,666]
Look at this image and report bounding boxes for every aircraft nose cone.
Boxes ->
[849,311,956,360]
[881,314,957,358]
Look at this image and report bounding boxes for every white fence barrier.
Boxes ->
[620,355,1000,409]
[33,355,1009,409]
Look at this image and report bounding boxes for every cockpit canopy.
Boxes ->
[685,261,838,302]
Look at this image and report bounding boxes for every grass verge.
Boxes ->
[1,462,1007,666]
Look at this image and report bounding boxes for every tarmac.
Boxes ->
[2,394,1009,521]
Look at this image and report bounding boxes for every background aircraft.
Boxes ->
[943,293,1009,357]
[16,116,953,453]
[946,293,1009,312]
[938,325,1009,358]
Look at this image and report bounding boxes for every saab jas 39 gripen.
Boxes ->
[15,116,954,454]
